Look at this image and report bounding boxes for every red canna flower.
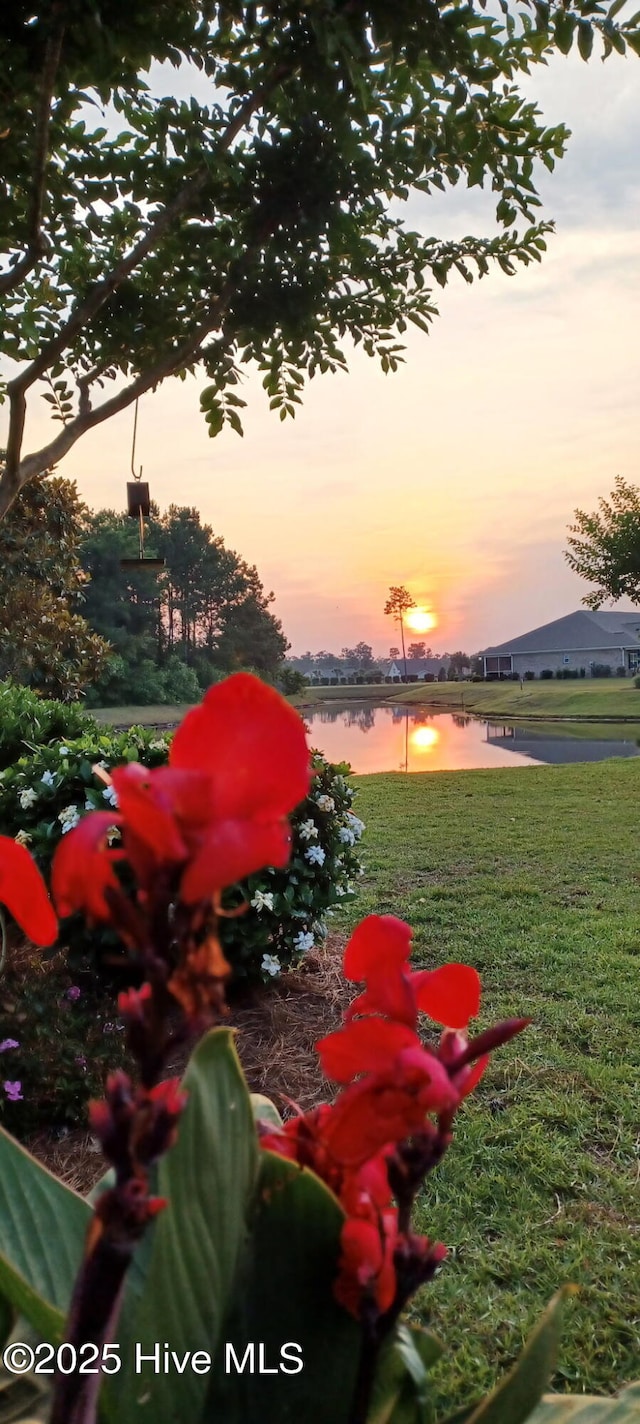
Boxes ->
[320,1058,458,1167]
[51,813,123,923]
[0,835,57,945]
[335,1211,399,1317]
[344,914,481,1032]
[51,674,311,921]
[262,916,527,1327]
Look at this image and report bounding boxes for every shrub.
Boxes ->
[220,754,363,980]
[524,670,535,680]
[615,665,627,677]
[159,655,202,702]
[591,663,612,677]
[580,666,586,677]
[0,681,96,771]
[0,944,130,1135]
[277,667,309,695]
[86,653,203,707]
[0,728,363,984]
[85,654,167,707]
[540,669,554,679]
[634,675,640,689]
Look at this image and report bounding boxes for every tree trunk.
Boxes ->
[400,617,408,682]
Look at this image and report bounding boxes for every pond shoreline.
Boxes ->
[294,682,640,723]
[296,694,640,724]
[91,681,640,730]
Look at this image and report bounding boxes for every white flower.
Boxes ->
[251,890,274,913]
[59,804,80,834]
[102,785,119,808]
[58,746,70,756]
[261,954,281,977]
[149,739,168,752]
[298,819,318,841]
[339,827,356,846]
[315,795,335,813]
[305,845,326,867]
[94,759,107,770]
[41,770,55,788]
[346,813,365,840]
[335,885,346,896]
[19,787,38,809]
[84,799,94,811]
[14,829,32,847]
[293,931,315,954]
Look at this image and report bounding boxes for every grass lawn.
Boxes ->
[395,678,640,721]
[345,759,640,1411]
[92,703,195,727]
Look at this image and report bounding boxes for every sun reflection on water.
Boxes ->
[410,725,440,752]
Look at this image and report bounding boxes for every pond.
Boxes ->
[303,702,640,774]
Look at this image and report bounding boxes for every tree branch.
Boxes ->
[7,64,289,407]
[0,290,234,518]
[0,13,65,296]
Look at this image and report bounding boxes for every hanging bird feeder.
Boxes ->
[120,399,166,571]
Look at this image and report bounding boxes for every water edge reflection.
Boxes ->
[302,703,640,774]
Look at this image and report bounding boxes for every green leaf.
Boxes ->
[0,1290,14,1351]
[577,22,594,60]
[553,10,576,52]
[529,1385,640,1424]
[203,1149,362,1424]
[368,1322,444,1424]
[0,1127,89,1343]
[250,1093,283,1129]
[116,1028,258,1424]
[462,1291,573,1424]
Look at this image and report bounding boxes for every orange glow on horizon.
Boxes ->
[405,607,437,634]
[410,725,440,752]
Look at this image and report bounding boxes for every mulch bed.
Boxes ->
[26,935,350,1195]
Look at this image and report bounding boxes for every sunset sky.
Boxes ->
[7,45,640,657]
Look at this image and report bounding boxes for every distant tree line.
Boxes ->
[290,646,474,681]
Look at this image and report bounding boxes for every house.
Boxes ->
[285,656,383,684]
[284,654,451,684]
[481,609,640,678]
[381,657,449,683]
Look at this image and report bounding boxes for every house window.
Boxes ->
[485,655,512,674]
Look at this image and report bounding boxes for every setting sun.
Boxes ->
[405,607,437,634]
[410,726,440,752]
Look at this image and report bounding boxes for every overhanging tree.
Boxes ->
[1,1,639,517]
[565,476,640,607]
